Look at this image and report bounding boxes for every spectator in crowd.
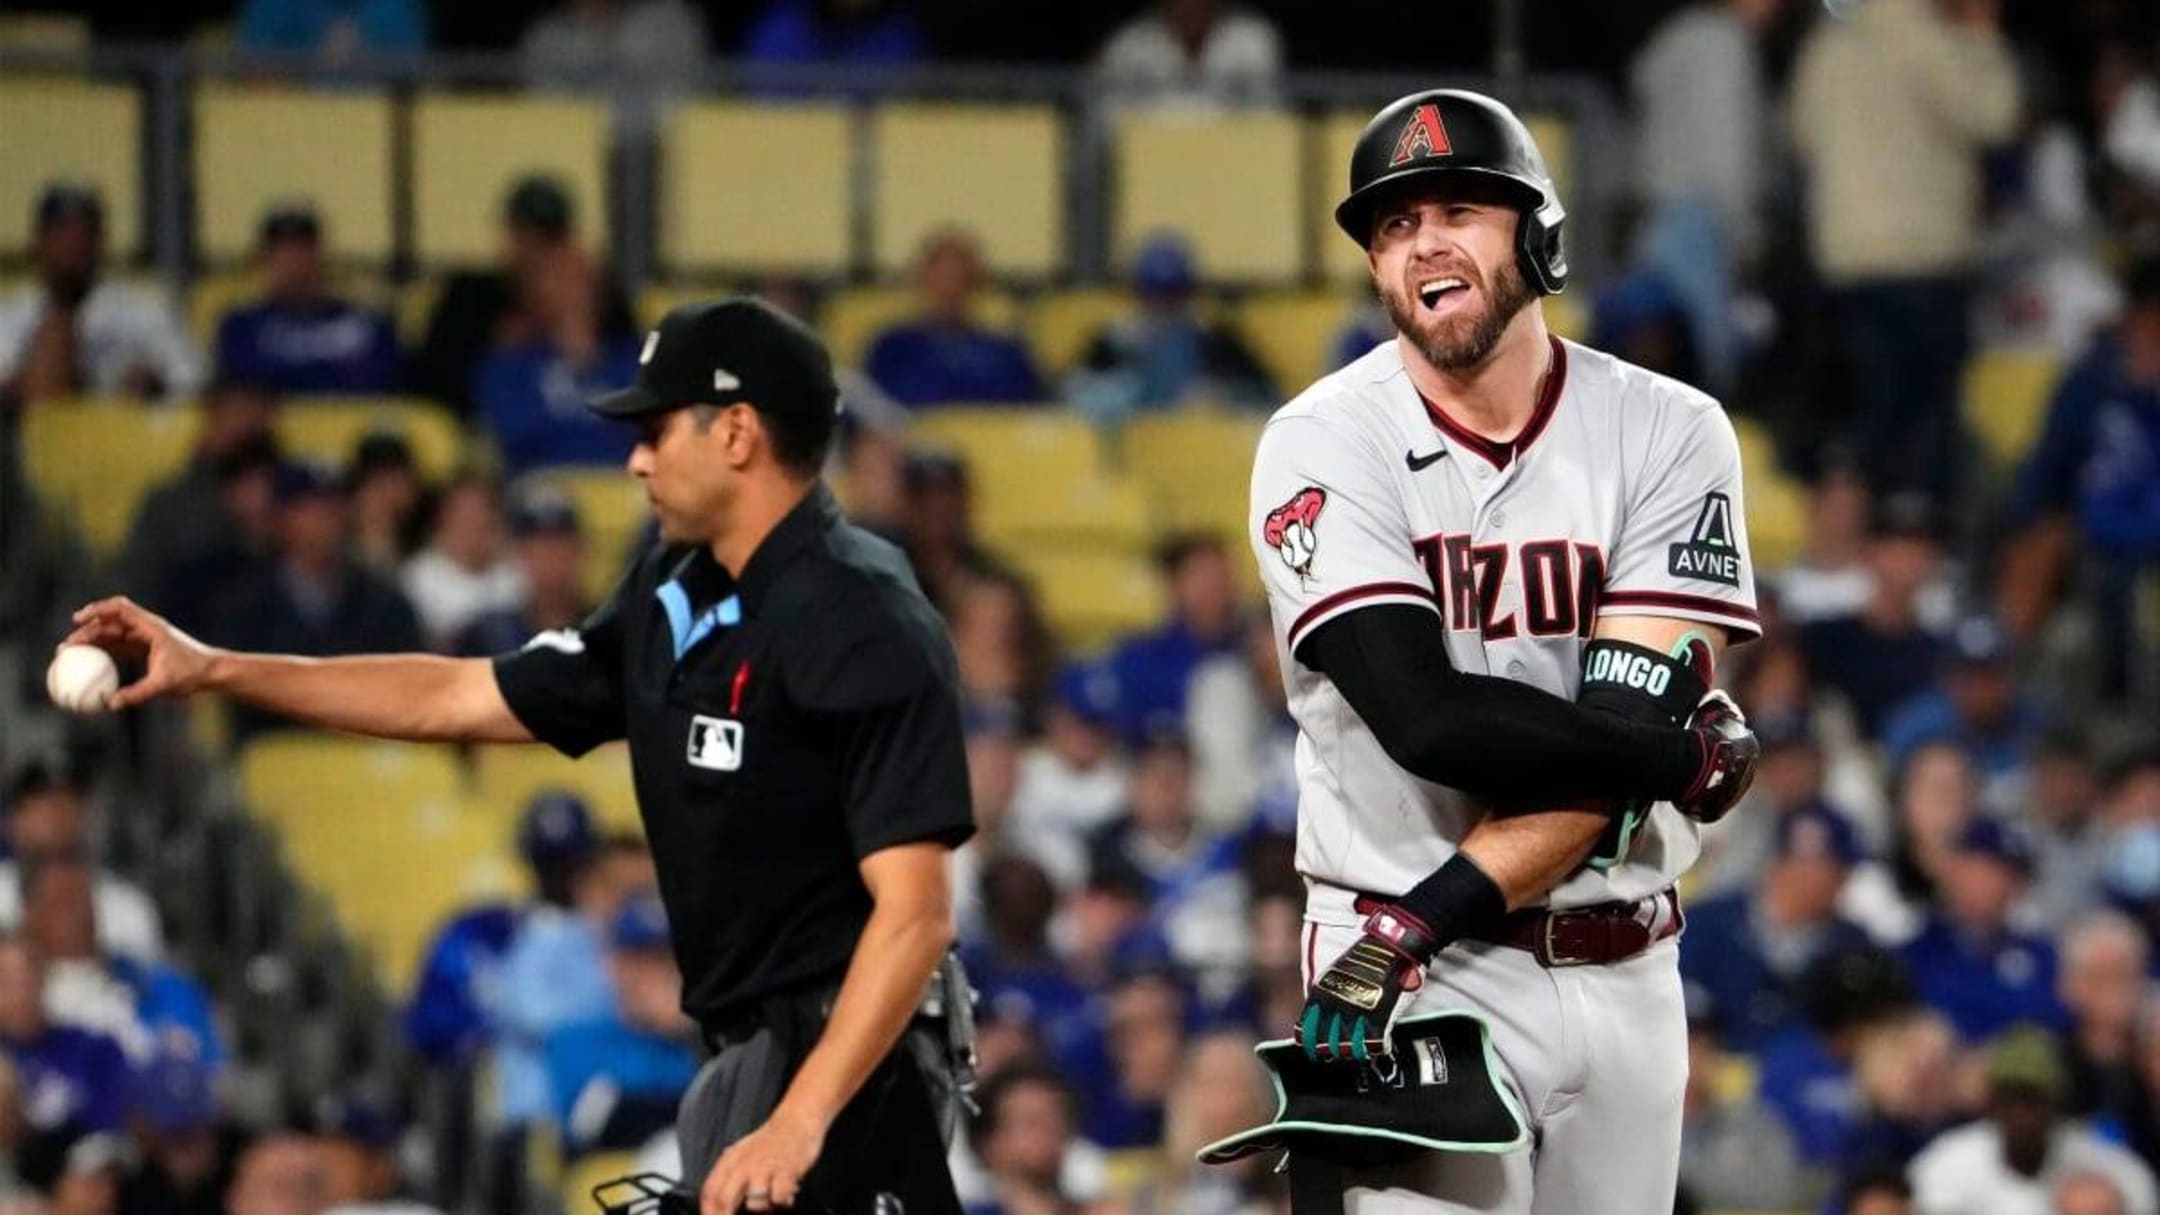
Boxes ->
[948,573,1053,720]
[1758,943,1917,1166]
[2058,1173,2136,1215]
[1587,272,1703,387]
[399,472,522,651]
[1883,616,2050,796]
[122,378,280,610]
[1185,614,1296,836]
[518,0,707,136]
[236,0,426,61]
[1843,1169,1917,1215]
[0,763,160,965]
[1061,967,1187,1151]
[1627,0,1781,392]
[1999,258,2160,674]
[864,228,1046,408]
[1104,534,1241,743]
[1679,995,1812,1212]
[960,856,1091,1057]
[315,1097,442,1214]
[1683,803,1874,1053]
[541,892,699,1155]
[1697,709,1842,894]
[0,936,126,1137]
[740,0,926,72]
[1007,664,1130,891]
[416,176,637,419]
[958,1064,1104,1215]
[21,852,221,1070]
[213,204,401,396]
[489,817,647,1158]
[1908,1027,2158,1215]
[897,453,1013,617]
[470,275,641,477]
[1061,865,1162,995]
[211,461,425,741]
[1140,1030,1281,1214]
[1094,0,1283,110]
[1067,234,1275,422]
[2056,912,2156,1160]
[1846,1010,1964,1180]
[1846,741,1984,944]
[835,422,908,542]
[224,1132,328,1215]
[1799,492,1948,735]
[2072,369,2160,685]
[344,434,425,579]
[0,184,202,406]
[1087,734,1247,981]
[1774,458,1873,625]
[952,705,1023,939]
[2029,731,2109,930]
[1901,818,2066,1042]
[1788,0,2020,505]
[454,489,591,657]
[118,1057,232,1215]
[38,1133,123,1215]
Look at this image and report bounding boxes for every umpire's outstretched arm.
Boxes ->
[63,595,533,742]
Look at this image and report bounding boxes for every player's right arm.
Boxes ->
[63,596,534,743]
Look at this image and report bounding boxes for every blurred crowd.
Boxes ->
[6,1,2160,1215]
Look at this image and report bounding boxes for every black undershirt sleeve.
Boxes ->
[1296,604,1700,806]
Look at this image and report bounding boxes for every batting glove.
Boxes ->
[1298,905,1439,1064]
[1674,690,1759,825]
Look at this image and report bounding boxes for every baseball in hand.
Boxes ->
[46,644,119,715]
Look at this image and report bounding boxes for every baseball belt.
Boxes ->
[1352,888,1683,968]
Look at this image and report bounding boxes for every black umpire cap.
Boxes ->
[591,297,840,442]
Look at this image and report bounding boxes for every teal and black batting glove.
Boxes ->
[1298,905,1440,1064]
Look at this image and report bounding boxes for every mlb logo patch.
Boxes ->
[687,715,745,772]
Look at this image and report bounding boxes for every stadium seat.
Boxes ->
[1003,547,1165,655]
[1964,347,2062,467]
[1114,110,1302,282]
[411,93,609,267]
[237,735,514,991]
[1025,289,1137,380]
[975,474,1155,557]
[0,13,89,51]
[908,407,1105,512]
[0,78,142,260]
[1118,411,1264,592]
[19,398,199,559]
[1731,416,1806,573]
[1232,290,1357,398]
[470,743,641,837]
[396,277,445,348]
[1543,291,1587,342]
[513,469,650,605]
[189,269,393,348]
[566,1152,642,1215]
[662,101,851,277]
[274,397,470,481]
[821,283,1021,373]
[192,85,395,266]
[869,103,1063,279]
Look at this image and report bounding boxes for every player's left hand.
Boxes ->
[1673,690,1759,825]
[1298,906,1439,1064]
[701,1106,825,1214]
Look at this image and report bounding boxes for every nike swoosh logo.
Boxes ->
[1405,448,1448,471]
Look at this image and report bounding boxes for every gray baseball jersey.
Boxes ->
[1251,335,1759,909]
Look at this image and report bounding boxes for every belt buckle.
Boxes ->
[1540,910,1596,967]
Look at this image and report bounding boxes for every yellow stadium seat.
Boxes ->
[1026,289,1135,379]
[193,85,395,266]
[514,468,651,605]
[1731,416,1806,573]
[238,735,514,990]
[1964,347,2062,467]
[471,742,641,836]
[821,284,1021,373]
[1119,410,1264,594]
[1543,292,1587,342]
[411,93,609,268]
[1004,547,1165,656]
[397,277,445,348]
[908,407,1104,505]
[1115,110,1302,282]
[20,398,199,558]
[1522,113,1572,201]
[662,102,850,277]
[0,78,142,260]
[870,103,1062,279]
[275,397,470,481]
[568,1153,643,1215]
[976,474,1155,557]
[1233,291,1358,400]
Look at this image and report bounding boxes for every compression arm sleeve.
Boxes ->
[1296,604,1699,804]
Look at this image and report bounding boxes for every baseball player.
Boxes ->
[1246,90,1762,1212]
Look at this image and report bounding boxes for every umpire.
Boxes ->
[62,298,977,1215]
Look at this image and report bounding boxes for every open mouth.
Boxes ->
[1417,276,1470,313]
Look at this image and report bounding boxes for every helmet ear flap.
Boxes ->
[1516,198,1568,296]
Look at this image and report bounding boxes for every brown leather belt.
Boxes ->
[1351,889,1683,968]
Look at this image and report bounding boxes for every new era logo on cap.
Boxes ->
[714,370,741,392]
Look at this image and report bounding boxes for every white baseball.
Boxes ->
[46,644,119,715]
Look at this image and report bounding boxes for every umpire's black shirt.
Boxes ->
[493,483,974,1028]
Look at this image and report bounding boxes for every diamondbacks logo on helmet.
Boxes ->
[1264,487,1327,580]
[1389,104,1453,167]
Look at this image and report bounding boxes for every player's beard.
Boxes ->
[1382,255,1535,372]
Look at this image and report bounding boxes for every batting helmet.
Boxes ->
[1333,89,1568,296]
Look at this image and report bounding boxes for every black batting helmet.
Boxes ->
[1333,89,1568,296]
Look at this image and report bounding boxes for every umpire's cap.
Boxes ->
[591,298,839,444]
[1334,89,1568,295]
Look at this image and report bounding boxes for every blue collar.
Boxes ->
[657,582,741,661]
